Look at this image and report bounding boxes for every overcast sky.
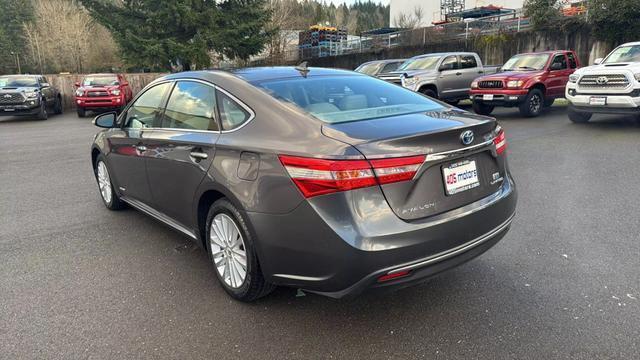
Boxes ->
[326,0,390,5]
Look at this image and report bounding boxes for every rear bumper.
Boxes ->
[248,174,517,298]
[0,102,41,116]
[76,96,124,109]
[469,89,528,107]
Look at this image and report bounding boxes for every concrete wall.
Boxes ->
[299,29,611,70]
[46,73,166,110]
[390,0,525,27]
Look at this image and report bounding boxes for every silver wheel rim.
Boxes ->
[210,214,247,288]
[97,161,112,204]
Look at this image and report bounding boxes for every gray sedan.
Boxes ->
[90,67,517,301]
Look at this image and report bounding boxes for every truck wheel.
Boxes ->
[420,88,438,99]
[54,96,63,114]
[544,98,555,107]
[77,107,86,118]
[472,101,494,116]
[568,108,592,123]
[37,101,48,120]
[519,89,544,117]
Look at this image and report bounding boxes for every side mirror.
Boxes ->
[41,83,50,88]
[93,112,117,128]
[594,58,603,65]
[122,82,129,86]
[75,82,80,87]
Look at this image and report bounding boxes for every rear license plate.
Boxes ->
[443,160,480,195]
[589,96,607,106]
[483,94,494,101]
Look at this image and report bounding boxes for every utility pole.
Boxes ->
[10,52,21,74]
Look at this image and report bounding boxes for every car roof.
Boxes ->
[410,52,475,59]
[84,73,118,77]
[231,67,361,82]
[618,41,640,47]
[360,59,405,65]
[514,50,574,55]
[0,74,40,78]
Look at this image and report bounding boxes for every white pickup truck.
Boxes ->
[566,41,640,123]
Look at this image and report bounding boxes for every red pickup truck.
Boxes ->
[469,50,580,117]
[74,73,133,117]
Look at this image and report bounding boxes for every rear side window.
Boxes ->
[381,62,401,73]
[217,91,251,131]
[567,53,577,69]
[253,75,443,124]
[124,82,172,128]
[162,81,218,131]
[460,55,478,69]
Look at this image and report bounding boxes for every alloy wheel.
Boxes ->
[209,214,248,289]
[97,161,112,204]
[529,94,541,114]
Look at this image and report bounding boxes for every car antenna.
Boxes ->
[295,61,310,77]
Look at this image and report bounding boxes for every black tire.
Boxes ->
[54,96,63,114]
[37,100,48,120]
[420,87,438,99]
[205,198,274,302]
[472,101,495,116]
[544,98,555,107]
[519,89,544,117]
[77,107,86,118]
[94,154,126,210]
[567,108,592,123]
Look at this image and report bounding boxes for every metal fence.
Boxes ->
[254,10,530,64]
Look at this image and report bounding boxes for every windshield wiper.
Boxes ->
[517,66,537,70]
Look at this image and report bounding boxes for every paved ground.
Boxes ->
[1,106,639,359]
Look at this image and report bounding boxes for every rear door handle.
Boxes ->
[190,151,208,160]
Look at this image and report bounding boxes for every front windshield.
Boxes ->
[0,76,38,87]
[252,75,444,124]
[82,76,118,86]
[604,45,640,64]
[398,56,441,71]
[502,54,550,71]
[355,63,383,75]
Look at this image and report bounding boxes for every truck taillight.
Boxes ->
[494,126,507,155]
[279,154,426,198]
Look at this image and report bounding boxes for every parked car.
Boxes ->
[566,41,640,123]
[378,52,500,104]
[75,73,133,117]
[0,74,62,120]
[354,59,405,77]
[90,67,517,301]
[470,50,580,117]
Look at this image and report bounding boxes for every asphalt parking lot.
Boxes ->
[1,105,639,359]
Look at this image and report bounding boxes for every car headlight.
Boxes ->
[506,80,524,88]
[569,74,579,83]
[634,73,640,82]
[75,89,84,97]
[110,89,121,96]
[24,91,38,98]
[471,81,478,89]
[402,76,417,86]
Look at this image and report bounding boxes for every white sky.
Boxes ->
[326,0,390,5]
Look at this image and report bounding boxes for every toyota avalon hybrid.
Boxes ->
[90,67,517,301]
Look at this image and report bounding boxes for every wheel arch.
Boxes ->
[528,83,546,95]
[418,83,438,96]
[193,183,247,249]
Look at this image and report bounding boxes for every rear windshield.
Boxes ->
[604,45,640,64]
[502,54,550,71]
[83,76,119,86]
[252,75,443,124]
[398,56,441,71]
[355,63,383,75]
[0,76,38,87]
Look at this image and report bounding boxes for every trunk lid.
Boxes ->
[322,109,506,220]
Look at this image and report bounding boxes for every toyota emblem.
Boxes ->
[596,76,609,85]
[460,130,474,145]
[3,94,11,99]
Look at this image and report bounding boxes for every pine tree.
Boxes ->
[0,0,35,74]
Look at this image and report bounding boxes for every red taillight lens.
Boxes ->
[494,127,507,155]
[377,270,411,283]
[279,154,426,198]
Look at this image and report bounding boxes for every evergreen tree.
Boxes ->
[81,0,271,71]
[0,0,35,74]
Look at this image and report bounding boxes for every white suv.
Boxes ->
[566,41,640,123]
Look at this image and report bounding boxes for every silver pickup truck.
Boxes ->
[379,52,500,104]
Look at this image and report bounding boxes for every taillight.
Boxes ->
[494,126,507,155]
[279,154,425,198]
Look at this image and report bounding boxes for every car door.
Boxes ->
[547,54,571,97]
[144,80,219,228]
[459,54,483,93]
[107,81,173,205]
[39,76,54,106]
[438,55,464,99]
